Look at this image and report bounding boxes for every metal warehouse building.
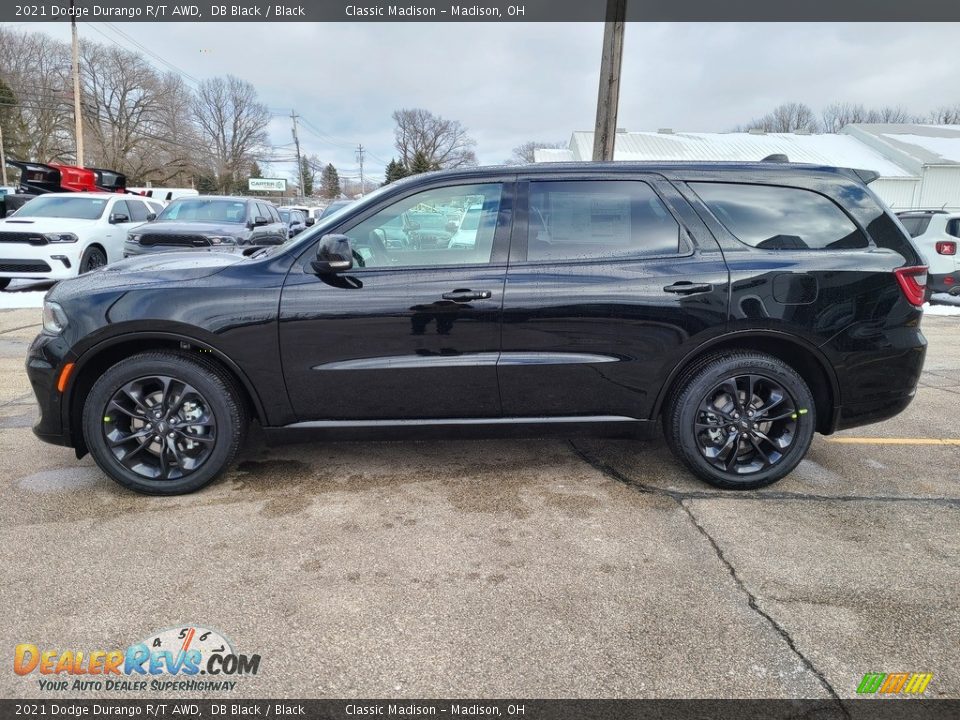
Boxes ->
[536,124,960,211]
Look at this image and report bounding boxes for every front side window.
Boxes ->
[526,180,681,262]
[691,182,868,250]
[342,183,502,268]
[111,200,130,220]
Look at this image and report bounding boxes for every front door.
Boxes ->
[279,180,513,421]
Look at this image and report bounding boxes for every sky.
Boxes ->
[12,21,960,185]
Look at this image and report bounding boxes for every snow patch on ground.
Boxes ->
[926,294,960,316]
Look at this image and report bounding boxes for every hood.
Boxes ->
[0,217,99,232]
[133,221,247,236]
[47,251,245,300]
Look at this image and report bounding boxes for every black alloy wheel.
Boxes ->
[665,352,816,490]
[80,246,108,273]
[83,352,246,494]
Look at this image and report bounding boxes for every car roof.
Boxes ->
[386,160,872,186]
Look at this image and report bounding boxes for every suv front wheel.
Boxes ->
[665,352,816,490]
[82,351,246,494]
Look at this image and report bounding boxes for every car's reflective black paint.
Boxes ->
[28,162,926,461]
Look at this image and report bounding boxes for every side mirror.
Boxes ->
[109,213,130,224]
[146,212,157,221]
[311,234,353,274]
[253,215,269,227]
[305,217,315,226]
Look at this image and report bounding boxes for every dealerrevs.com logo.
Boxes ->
[14,626,261,693]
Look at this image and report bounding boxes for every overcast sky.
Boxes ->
[18,21,960,183]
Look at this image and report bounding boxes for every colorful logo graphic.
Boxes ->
[14,626,260,693]
[857,672,933,695]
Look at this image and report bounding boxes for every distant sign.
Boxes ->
[248,178,286,192]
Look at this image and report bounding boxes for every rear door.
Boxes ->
[499,174,729,420]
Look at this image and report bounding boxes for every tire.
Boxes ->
[82,351,247,494]
[664,352,816,490]
[79,246,108,274]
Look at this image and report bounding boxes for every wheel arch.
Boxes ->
[652,331,840,435]
[64,332,267,454]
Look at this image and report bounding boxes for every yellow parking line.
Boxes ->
[826,438,960,445]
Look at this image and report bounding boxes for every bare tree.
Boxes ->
[821,102,869,133]
[865,105,916,124]
[192,75,270,193]
[0,27,74,162]
[508,140,565,164]
[392,108,477,169]
[930,104,960,124]
[743,102,820,133]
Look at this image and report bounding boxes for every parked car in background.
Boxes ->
[29,161,928,494]
[279,208,310,237]
[318,200,352,219]
[124,196,287,258]
[0,193,162,289]
[896,210,960,297]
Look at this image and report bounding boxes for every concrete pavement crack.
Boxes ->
[567,441,960,507]
[679,498,849,713]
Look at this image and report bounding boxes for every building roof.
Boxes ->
[557,129,912,177]
[840,124,960,173]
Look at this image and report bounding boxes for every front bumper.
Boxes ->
[26,331,75,448]
[0,242,81,280]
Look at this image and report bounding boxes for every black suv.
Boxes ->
[124,196,287,257]
[27,162,928,494]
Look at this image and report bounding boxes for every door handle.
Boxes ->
[663,282,713,295]
[441,289,492,302]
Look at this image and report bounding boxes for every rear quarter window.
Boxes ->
[948,218,960,238]
[691,182,869,250]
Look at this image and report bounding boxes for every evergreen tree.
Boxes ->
[299,157,314,196]
[320,163,340,198]
[409,150,437,175]
[249,161,262,179]
[384,158,409,185]
[196,173,218,194]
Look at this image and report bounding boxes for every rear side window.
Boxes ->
[691,182,868,250]
[527,180,681,262]
[948,218,960,238]
[898,216,932,238]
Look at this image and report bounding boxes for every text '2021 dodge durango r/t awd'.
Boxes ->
[26,162,928,495]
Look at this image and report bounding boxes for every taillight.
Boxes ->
[894,266,928,307]
[936,240,957,255]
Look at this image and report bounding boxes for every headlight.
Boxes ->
[42,300,69,334]
[207,236,236,245]
[44,232,78,244]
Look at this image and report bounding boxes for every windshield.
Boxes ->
[157,198,248,224]
[13,196,108,220]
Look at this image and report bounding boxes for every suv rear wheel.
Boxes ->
[82,351,246,494]
[665,352,815,490]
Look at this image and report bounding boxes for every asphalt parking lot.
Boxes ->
[1,305,958,701]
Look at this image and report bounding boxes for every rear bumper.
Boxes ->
[834,389,918,432]
[929,270,960,295]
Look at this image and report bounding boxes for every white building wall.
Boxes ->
[917,166,960,210]
[870,178,921,212]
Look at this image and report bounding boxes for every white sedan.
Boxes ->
[0,193,164,289]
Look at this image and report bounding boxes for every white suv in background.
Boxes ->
[897,210,960,298]
[0,193,164,289]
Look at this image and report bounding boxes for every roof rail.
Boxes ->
[761,153,789,163]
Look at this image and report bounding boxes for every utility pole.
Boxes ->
[290,110,305,199]
[356,144,365,196]
[592,0,626,161]
[70,0,84,166]
[0,122,8,187]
